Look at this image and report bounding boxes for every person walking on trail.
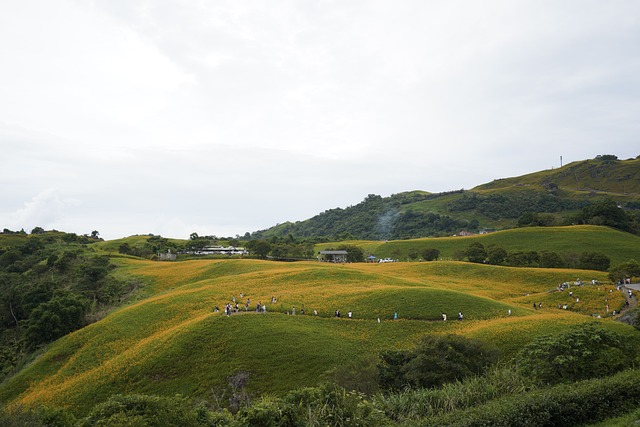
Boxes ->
[348,311,352,318]
[458,312,463,320]
[442,313,447,321]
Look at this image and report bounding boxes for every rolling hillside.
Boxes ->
[0,256,636,418]
[352,225,640,266]
[1,155,640,424]
[254,155,640,240]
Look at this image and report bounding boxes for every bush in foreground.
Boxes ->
[516,323,639,385]
[415,368,640,427]
[378,334,499,390]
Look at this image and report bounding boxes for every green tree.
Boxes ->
[421,248,440,261]
[506,251,539,267]
[517,323,639,385]
[24,293,88,349]
[579,252,611,271]
[378,334,498,390]
[608,259,640,282]
[540,251,565,268]
[246,240,271,259]
[465,242,487,263]
[337,245,365,263]
[79,394,209,427]
[486,245,507,265]
[30,226,45,235]
[580,199,631,232]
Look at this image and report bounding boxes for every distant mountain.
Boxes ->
[252,155,640,240]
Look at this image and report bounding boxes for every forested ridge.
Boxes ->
[0,230,133,380]
[252,155,640,241]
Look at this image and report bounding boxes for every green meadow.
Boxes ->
[331,225,640,265]
[1,251,637,417]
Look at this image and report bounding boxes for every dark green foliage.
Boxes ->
[578,251,611,271]
[336,245,365,263]
[579,199,632,232]
[595,154,619,162]
[378,334,498,390]
[516,323,639,385]
[539,251,564,268]
[518,212,557,227]
[448,191,582,220]
[251,191,471,241]
[486,245,507,265]
[285,385,386,427]
[420,248,440,261]
[236,396,298,427]
[325,356,380,396]
[235,384,389,427]
[0,405,76,427]
[609,259,640,282]
[30,227,45,235]
[418,368,640,427]
[465,242,487,263]
[246,240,271,259]
[378,349,413,391]
[0,233,129,376]
[506,251,539,267]
[391,210,469,240]
[24,293,88,349]
[78,394,209,427]
[117,243,131,255]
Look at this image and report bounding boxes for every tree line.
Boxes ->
[0,230,132,380]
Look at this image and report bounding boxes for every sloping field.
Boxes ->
[0,258,636,416]
[351,225,640,265]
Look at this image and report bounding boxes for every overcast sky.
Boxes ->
[1,1,639,240]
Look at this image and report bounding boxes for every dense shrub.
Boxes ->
[24,293,89,349]
[420,248,440,261]
[415,368,640,427]
[78,394,209,427]
[609,259,640,282]
[378,334,498,391]
[237,385,388,427]
[374,365,530,422]
[578,251,611,271]
[0,405,76,427]
[516,323,639,385]
[465,242,486,263]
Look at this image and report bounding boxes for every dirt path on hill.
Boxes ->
[614,285,638,325]
[622,285,638,310]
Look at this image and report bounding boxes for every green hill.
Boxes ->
[253,155,640,240]
[356,225,640,266]
[0,256,636,417]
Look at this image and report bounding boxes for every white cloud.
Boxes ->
[0,189,79,233]
[1,1,639,239]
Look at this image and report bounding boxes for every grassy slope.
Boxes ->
[476,157,640,195]
[263,158,640,238]
[1,255,637,416]
[330,225,640,266]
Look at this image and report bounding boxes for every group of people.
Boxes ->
[215,294,268,316]
[441,312,464,321]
